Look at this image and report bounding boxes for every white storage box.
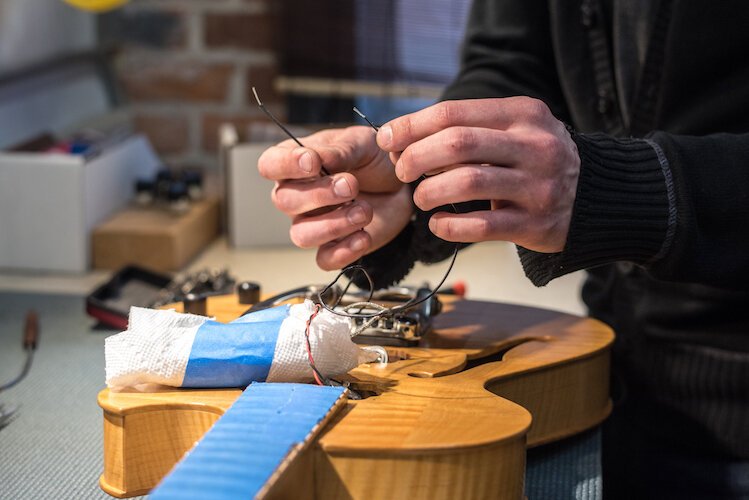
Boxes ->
[226,142,293,247]
[0,134,160,272]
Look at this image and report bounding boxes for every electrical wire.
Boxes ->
[0,311,38,393]
[253,89,460,334]
[252,87,331,176]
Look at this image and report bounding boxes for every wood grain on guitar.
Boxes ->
[98,295,613,500]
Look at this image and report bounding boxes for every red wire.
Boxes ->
[305,304,324,385]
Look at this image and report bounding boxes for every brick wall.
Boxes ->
[99,0,282,169]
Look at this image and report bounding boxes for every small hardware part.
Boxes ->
[151,268,236,308]
[339,286,441,346]
[244,284,441,346]
[237,281,261,305]
[133,169,204,214]
[183,294,208,316]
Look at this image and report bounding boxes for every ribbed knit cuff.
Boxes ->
[519,132,675,286]
[345,184,486,289]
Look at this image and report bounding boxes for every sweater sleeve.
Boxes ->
[348,0,568,289]
[519,130,749,291]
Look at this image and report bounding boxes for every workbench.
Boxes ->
[0,240,600,499]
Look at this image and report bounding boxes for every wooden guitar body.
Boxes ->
[99,296,613,499]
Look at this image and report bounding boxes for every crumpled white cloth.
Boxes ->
[105,300,380,389]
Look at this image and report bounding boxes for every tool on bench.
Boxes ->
[0,311,39,430]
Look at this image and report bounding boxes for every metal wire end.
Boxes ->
[353,107,379,131]
[252,86,330,175]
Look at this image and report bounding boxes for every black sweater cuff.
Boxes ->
[519,132,675,286]
[345,196,484,289]
[344,221,416,290]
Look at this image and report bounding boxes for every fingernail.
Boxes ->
[347,205,367,225]
[350,235,367,252]
[298,151,312,173]
[379,125,393,148]
[333,177,353,198]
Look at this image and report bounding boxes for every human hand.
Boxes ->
[376,97,580,253]
[258,126,414,270]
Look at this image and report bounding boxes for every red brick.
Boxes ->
[134,113,190,154]
[201,113,270,152]
[246,65,281,104]
[204,13,276,51]
[119,60,234,103]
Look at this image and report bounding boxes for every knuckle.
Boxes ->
[288,226,309,248]
[271,185,290,213]
[321,220,342,244]
[534,180,556,212]
[412,186,431,210]
[473,217,494,240]
[396,117,414,145]
[448,127,475,154]
[257,151,273,179]
[535,182,553,213]
[523,98,550,122]
[534,133,563,163]
[461,167,485,193]
[315,252,334,271]
[435,101,457,128]
[399,148,416,179]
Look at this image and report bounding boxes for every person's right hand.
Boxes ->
[258,126,414,270]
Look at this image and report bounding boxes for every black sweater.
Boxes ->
[353,0,749,458]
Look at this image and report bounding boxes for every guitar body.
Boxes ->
[99,296,613,499]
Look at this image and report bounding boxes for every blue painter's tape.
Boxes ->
[230,304,291,325]
[181,305,290,388]
[151,382,346,500]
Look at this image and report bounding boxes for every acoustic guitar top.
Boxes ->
[99,294,614,500]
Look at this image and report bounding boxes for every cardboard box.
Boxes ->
[92,198,220,272]
[0,134,160,272]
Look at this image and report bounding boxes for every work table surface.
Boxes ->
[0,238,585,315]
[0,239,595,499]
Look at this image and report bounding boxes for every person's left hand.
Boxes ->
[376,97,580,253]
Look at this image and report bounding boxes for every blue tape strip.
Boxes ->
[230,304,291,325]
[182,305,290,388]
[151,382,346,500]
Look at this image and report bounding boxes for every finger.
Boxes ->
[395,127,524,182]
[427,209,526,243]
[258,145,322,180]
[273,173,358,216]
[316,231,372,271]
[412,165,526,211]
[289,201,373,249]
[311,127,382,174]
[377,97,551,152]
[259,126,381,180]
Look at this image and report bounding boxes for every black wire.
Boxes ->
[344,107,462,317]
[0,350,33,393]
[255,100,462,325]
[252,87,331,176]
[353,107,380,131]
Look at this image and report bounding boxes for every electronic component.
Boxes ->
[245,284,441,346]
